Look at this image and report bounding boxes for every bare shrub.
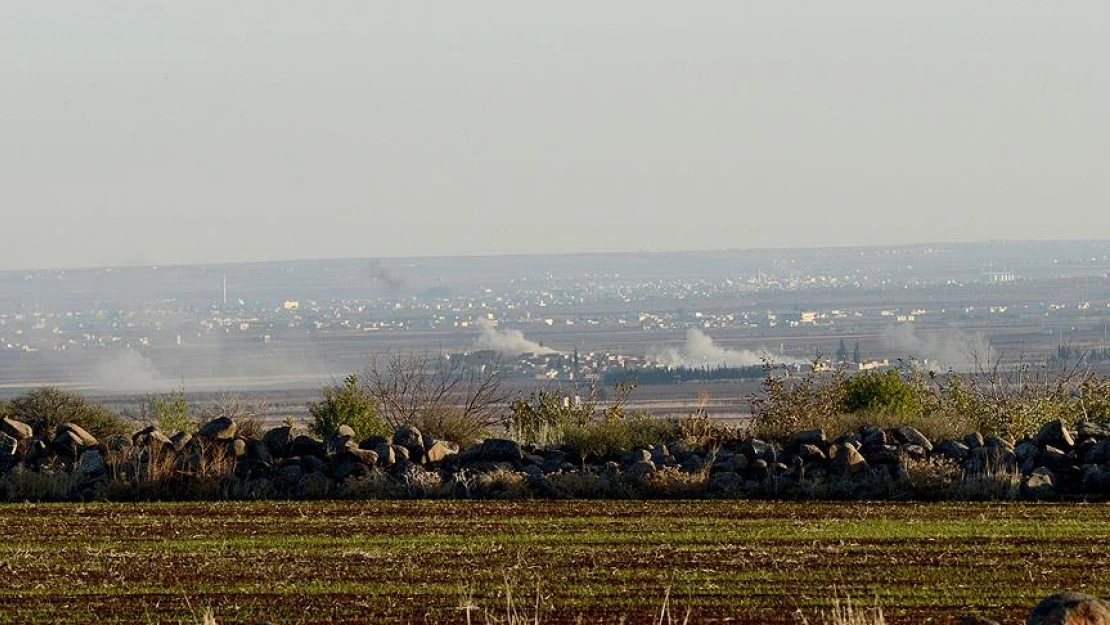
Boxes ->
[640,461,714,498]
[365,352,506,431]
[407,405,488,449]
[101,440,238,501]
[675,413,739,448]
[196,392,270,437]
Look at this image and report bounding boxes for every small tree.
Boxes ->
[9,387,132,439]
[141,389,196,434]
[308,374,387,441]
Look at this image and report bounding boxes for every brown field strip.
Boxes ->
[0,501,1107,624]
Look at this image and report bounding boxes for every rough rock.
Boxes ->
[344,448,379,466]
[1,418,33,441]
[1024,467,1057,500]
[1081,466,1110,494]
[738,439,776,464]
[790,428,826,449]
[462,438,524,463]
[300,454,328,474]
[626,460,656,483]
[892,426,933,452]
[936,439,971,462]
[290,435,325,458]
[424,439,459,464]
[229,437,248,457]
[51,430,87,458]
[57,423,98,447]
[1040,446,1074,474]
[1077,421,1110,440]
[170,432,192,452]
[797,444,827,462]
[263,426,296,457]
[1015,440,1040,463]
[245,439,272,464]
[132,426,173,449]
[367,442,392,467]
[336,424,357,438]
[1085,439,1110,465]
[1027,592,1110,625]
[650,445,674,466]
[901,444,928,460]
[1035,420,1076,451]
[392,425,424,450]
[197,417,237,440]
[860,429,887,452]
[963,432,985,449]
[830,443,868,476]
[76,449,106,480]
[625,449,652,466]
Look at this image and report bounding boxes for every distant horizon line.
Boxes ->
[6,237,1110,275]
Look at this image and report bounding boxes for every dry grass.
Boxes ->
[0,466,79,501]
[952,461,1022,501]
[798,597,887,625]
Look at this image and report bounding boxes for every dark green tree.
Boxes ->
[308,374,388,440]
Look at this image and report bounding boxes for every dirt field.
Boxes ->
[1,501,1107,624]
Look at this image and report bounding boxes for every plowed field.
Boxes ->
[1,501,1107,624]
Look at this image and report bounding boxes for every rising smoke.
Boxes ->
[475,319,558,356]
[93,350,172,393]
[654,329,802,368]
[881,324,990,372]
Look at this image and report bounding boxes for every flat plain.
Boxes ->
[1,501,1107,624]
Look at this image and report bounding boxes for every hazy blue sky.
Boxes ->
[2,2,1108,270]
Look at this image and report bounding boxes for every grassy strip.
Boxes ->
[0,501,1107,624]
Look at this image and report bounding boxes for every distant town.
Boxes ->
[2,240,1110,402]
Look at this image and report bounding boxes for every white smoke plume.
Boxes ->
[654,329,802,368]
[881,324,990,372]
[93,350,173,393]
[475,319,559,356]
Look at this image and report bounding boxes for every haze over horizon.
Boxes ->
[3,1,1109,271]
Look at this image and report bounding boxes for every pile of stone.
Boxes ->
[2,414,1110,501]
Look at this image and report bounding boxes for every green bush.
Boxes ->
[841,370,924,417]
[562,414,678,461]
[308,374,388,441]
[143,389,197,434]
[0,400,11,420]
[9,387,132,439]
[504,389,593,446]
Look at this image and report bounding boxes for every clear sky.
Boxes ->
[2,2,1108,270]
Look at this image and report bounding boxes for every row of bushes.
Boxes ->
[6,360,1110,462]
[752,363,1110,443]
